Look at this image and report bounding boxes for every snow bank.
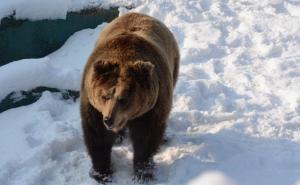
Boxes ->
[0,0,141,21]
[1,0,300,185]
[15,0,69,20]
[0,58,78,101]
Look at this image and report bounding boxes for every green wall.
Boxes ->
[0,8,118,65]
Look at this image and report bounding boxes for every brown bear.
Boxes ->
[80,12,179,183]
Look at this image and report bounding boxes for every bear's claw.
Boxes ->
[133,170,155,183]
[133,161,155,183]
[89,168,112,184]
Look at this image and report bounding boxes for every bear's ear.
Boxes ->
[93,60,119,75]
[128,61,155,85]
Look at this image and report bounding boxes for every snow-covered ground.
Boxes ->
[0,0,138,21]
[1,0,300,185]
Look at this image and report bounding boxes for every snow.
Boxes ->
[1,0,300,185]
[0,57,79,101]
[0,0,140,21]
[15,0,69,20]
[186,171,236,185]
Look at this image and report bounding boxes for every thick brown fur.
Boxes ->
[80,12,179,183]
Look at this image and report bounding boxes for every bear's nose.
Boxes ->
[103,117,113,128]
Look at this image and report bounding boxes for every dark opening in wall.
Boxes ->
[0,7,119,66]
[0,87,79,113]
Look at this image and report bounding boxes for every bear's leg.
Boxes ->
[128,114,165,182]
[81,103,116,183]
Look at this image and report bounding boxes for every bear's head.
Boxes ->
[86,60,158,133]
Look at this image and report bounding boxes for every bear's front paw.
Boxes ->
[133,162,155,183]
[89,168,112,184]
[133,169,154,183]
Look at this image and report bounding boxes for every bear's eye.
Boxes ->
[101,96,110,102]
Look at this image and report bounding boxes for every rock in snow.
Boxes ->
[1,0,300,185]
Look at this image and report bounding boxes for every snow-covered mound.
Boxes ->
[1,0,300,185]
[0,24,105,102]
[0,0,139,21]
